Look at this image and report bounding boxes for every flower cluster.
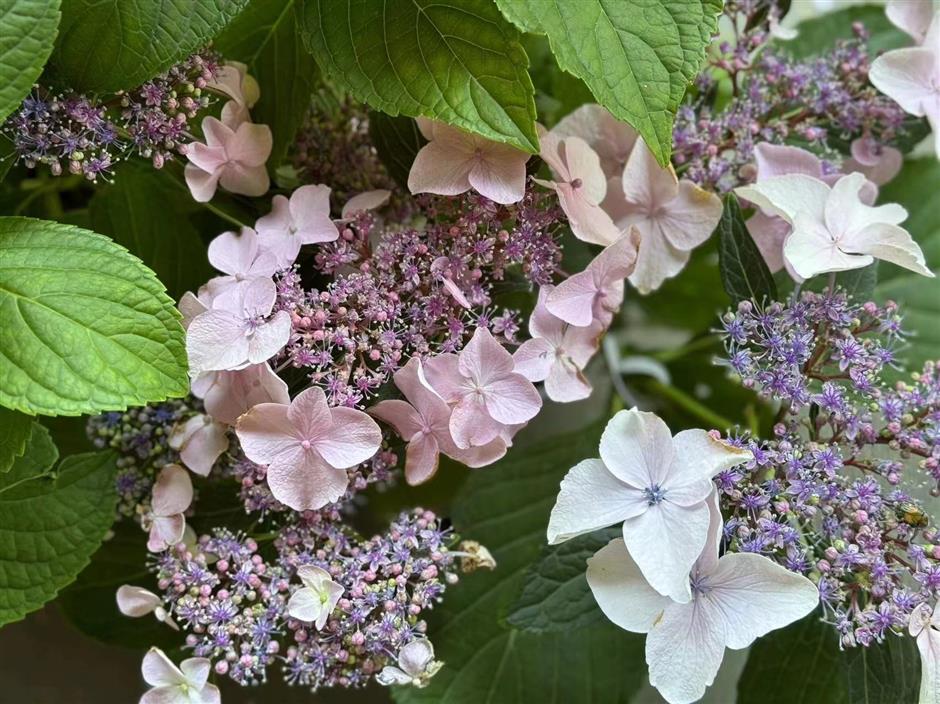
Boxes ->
[718,289,940,647]
[1,51,222,180]
[129,508,463,692]
[673,0,911,192]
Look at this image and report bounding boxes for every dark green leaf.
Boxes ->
[842,634,921,704]
[51,0,248,92]
[0,0,60,122]
[301,0,539,153]
[214,0,318,168]
[368,111,426,189]
[58,522,177,649]
[738,614,848,704]
[801,264,879,301]
[506,527,617,633]
[718,194,778,305]
[0,448,117,627]
[394,422,646,704]
[0,407,33,472]
[785,5,907,59]
[495,0,721,166]
[0,217,189,416]
[89,169,213,301]
[875,274,940,374]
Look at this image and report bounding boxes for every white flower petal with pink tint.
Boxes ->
[552,104,638,178]
[116,585,178,630]
[845,137,903,186]
[140,647,220,704]
[376,638,442,688]
[538,132,623,245]
[586,498,818,704]
[168,415,229,476]
[184,116,271,202]
[186,276,292,377]
[256,184,340,268]
[739,172,932,279]
[548,409,751,602]
[178,290,209,330]
[870,14,940,158]
[236,387,381,511]
[341,189,392,219]
[207,227,278,296]
[408,119,528,204]
[147,465,193,552]
[614,141,722,293]
[546,227,640,327]
[195,362,290,426]
[207,61,260,109]
[911,601,940,703]
[287,565,344,630]
[886,0,936,43]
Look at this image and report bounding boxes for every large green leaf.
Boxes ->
[717,194,778,305]
[0,407,33,472]
[214,0,318,168]
[496,0,721,166]
[301,0,539,153]
[842,635,921,704]
[51,0,248,92]
[0,217,188,416]
[395,423,646,704]
[506,527,616,633]
[0,0,60,122]
[737,614,847,704]
[0,444,117,627]
[89,169,213,301]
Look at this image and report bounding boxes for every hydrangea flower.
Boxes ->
[845,136,903,186]
[421,327,541,449]
[191,362,289,426]
[235,387,382,510]
[586,496,818,704]
[168,414,228,476]
[206,60,259,124]
[547,409,752,601]
[869,11,940,158]
[186,276,292,378]
[545,227,640,328]
[254,184,339,268]
[407,118,529,204]
[551,103,637,179]
[146,465,193,552]
[375,639,442,688]
[140,648,220,704]
[205,227,279,297]
[736,172,932,279]
[604,140,722,294]
[537,131,622,245]
[369,358,506,485]
[116,585,178,630]
[184,114,272,202]
[286,565,344,630]
[513,286,603,402]
[886,0,936,44]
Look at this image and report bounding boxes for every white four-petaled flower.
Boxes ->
[287,565,344,630]
[547,409,752,601]
[139,647,220,704]
[375,638,443,688]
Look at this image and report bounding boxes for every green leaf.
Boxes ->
[0,448,117,627]
[737,614,848,704]
[4,421,57,483]
[506,527,616,633]
[300,0,539,153]
[368,111,426,188]
[496,0,721,166]
[51,0,248,92]
[0,0,60,122]
[394,422,647,704]
[0,407,33,472]
[58,522,177,649]
[214,0,318,168]
[785,5,907,59]
[842,634,921,704]
[0,216,188,416]
[875,274,940,374]
[89,169,213,301]
[718,194,778,305]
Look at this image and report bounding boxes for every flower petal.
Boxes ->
[869,47,936,117]
[546,458,646,545]
[266,451,349,511]
[599,409,676,489]
[116,585,161,617]
[667,430,753,496]
[342,189,392,218]
[398,638,436,677]
[586,536,671,632]
[404,433,440,485]
[467,144,527,204]
[179,658,211,689]
[408,139,472,196]
[287,586,325,624]
[236,402,296,465]
[483,374,542,425]
[141,648,185,688]
[316,407,382,468]
[151,465,193,517]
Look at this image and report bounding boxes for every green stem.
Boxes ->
[647,379,737,432]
